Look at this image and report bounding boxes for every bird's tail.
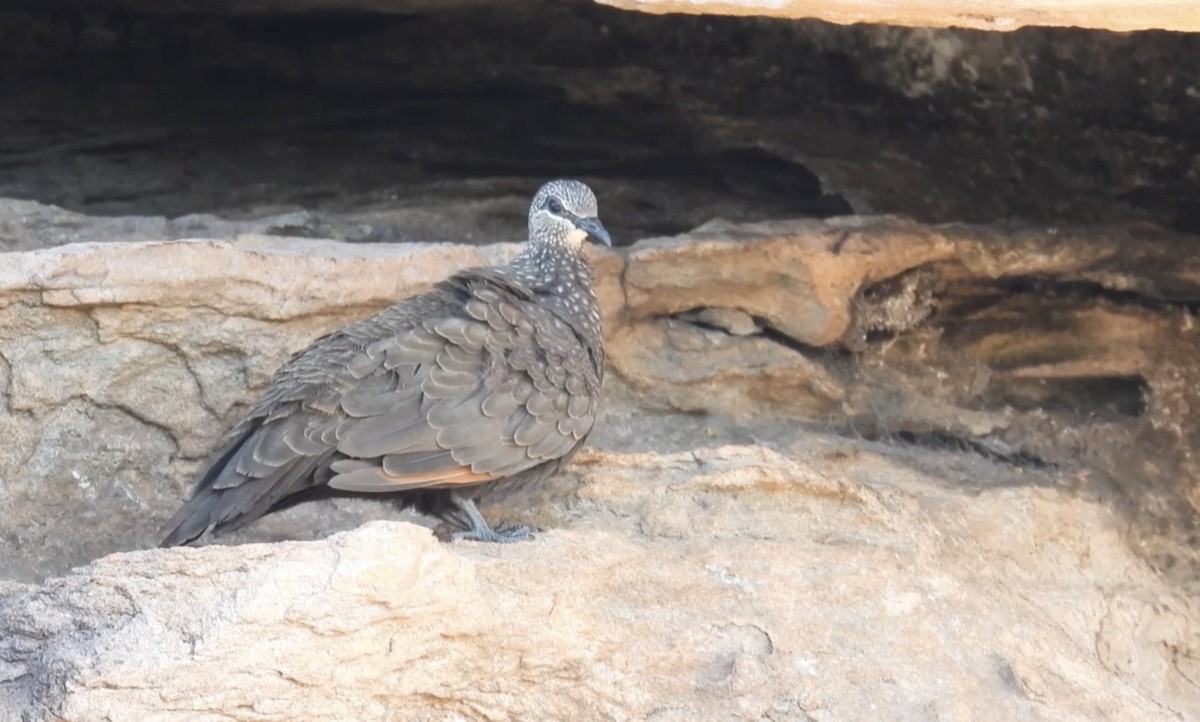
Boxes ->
[159,428,327,547]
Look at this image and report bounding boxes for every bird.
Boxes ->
[160,179,611,547]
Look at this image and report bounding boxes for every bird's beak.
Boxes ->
[574,217,612,247]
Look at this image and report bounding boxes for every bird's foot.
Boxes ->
[448,495,535,544]
[451,524,534,544]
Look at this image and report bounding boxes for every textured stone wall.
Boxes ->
[599,0,1200,32]
[4,214,1200,589]
[39,0,1200,32]
[1,2,1199,720]
[4,450,1196,720]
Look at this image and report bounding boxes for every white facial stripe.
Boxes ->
[565,226,588,247]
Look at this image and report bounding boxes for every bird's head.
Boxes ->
[528,179,612,250]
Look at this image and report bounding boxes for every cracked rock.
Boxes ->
[0,446,1195,720]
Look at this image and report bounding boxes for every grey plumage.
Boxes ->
[160,180,610,546]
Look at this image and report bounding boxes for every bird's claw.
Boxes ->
[452,524,534,544]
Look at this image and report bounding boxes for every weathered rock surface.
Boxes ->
[47,0,1200,32]
[4,216,1200,588]
[598,0,1200,32]
[0,198,394,254]
[1,4,1196,719]
[4,214,1200,719]
[2,444,1197,721]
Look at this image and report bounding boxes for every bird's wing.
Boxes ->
[172,277,597,520]
[160,274,600,546]
[326,280,599,492]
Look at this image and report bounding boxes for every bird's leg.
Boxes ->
[449,495,533,543]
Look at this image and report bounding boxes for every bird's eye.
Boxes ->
[546,197,563,214]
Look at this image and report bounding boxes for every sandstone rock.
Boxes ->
[621,216,956,347]
[607,319,847,417]
[5,218,1200,586]
[1,445,1195,721]
[597,0,1200,32]
[0,198,367,254]
[37,0,1200,32]
[0,6,1196,717]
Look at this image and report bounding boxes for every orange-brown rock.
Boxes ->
[597,0,1200,32]
[2,445,1196,721]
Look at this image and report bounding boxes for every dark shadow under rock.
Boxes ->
[0,4,1198,248]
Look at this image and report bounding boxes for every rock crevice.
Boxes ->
[3,446,1198,720]
[3,215,1200,590]
[0,3,1197,719]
